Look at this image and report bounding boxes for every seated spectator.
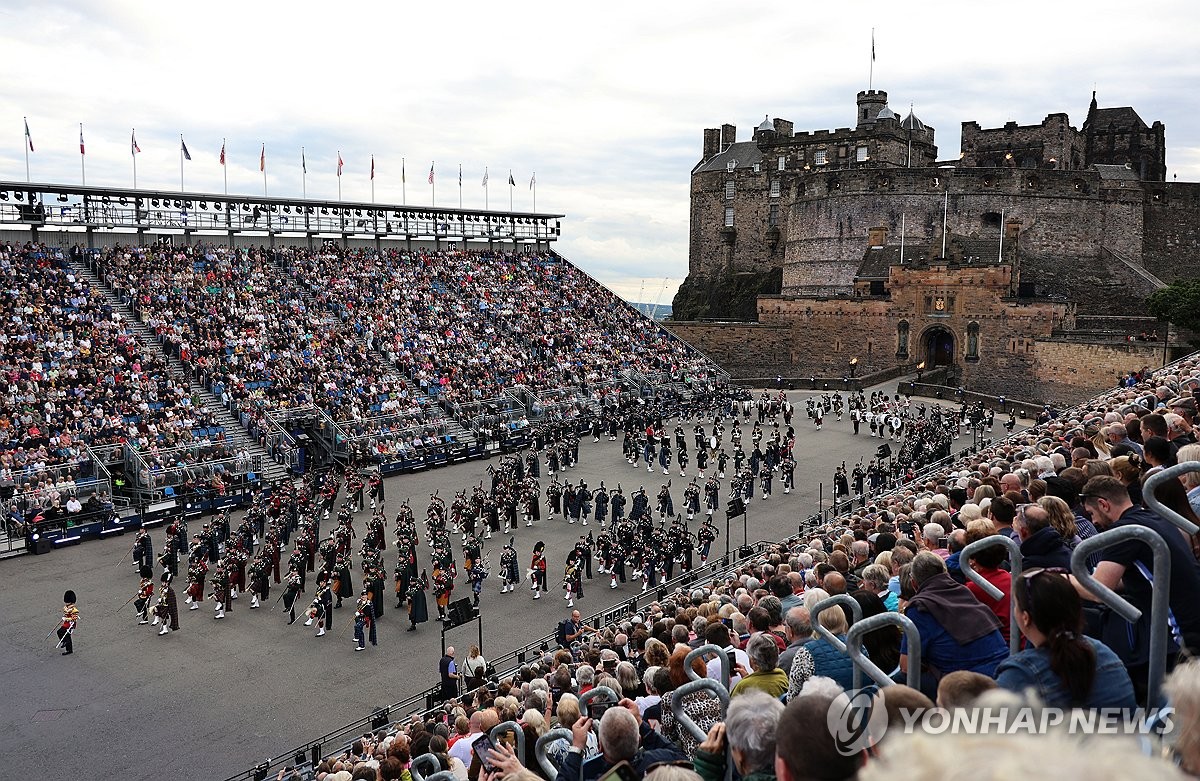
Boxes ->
[775,691,865,781]
[998,568,1136,709]
[962,521,1012,646]
[936,670,997,709]
[660,646,723,758]
[901,552,1007,699]
[777,607,812,674]
[1015,503,1072,570]
[554,702,687,781]
[693,690,784,781]
[1165,658,1200,776]
[731,633,788,699]
[801,597,857,691]
[861,564,897,611]
[850,590,901,678]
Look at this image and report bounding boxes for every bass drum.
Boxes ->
[708,435,718,450]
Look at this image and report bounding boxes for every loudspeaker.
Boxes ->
[726,498,746,518]
[739,546,754,558]
[371,706,391,730]
[446,597,474,628]
[29,536,51,555]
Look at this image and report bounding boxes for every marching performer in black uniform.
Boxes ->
[353,587,377,651]
[499,539,519,594]
[406,569,429,631]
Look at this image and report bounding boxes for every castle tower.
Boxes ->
[856,90,888,129]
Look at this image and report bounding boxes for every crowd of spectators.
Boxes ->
[285,353,1200,781]
[284,247,720,407]
[0,242,219,517]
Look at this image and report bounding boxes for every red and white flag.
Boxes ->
[337,152,344,177]
[131,129,141,155]
[428,162,434,184]
[24,118,34,152]
[79,124,85,156]
[219,141,226,166]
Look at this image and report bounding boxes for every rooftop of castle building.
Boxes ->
[694,141,764,174]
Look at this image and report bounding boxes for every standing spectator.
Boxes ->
[439,646,459,701]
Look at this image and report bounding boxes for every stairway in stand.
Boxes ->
[69,257,293,487]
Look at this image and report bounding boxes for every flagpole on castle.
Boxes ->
[371,155,375,204]
[402,157,407,206]
[180,134,185,192]
[458,164,462,210]
[80,124,86,187]
[132,129,138,190]
[531,172,536,213]
[262,143,267,197]
[302,147,307,200]
[869,28,875,91]
[23,117,30,183]
[221,138,228,196]
[484,167,489,211]
[337,150,342,202]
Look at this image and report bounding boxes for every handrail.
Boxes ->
[1143,462,1200,535]
[534,728,574,778]
[1071,525,1171,706]
[959,534,1024,655]
[489,720,527,767]
[668,677,731,742]
[686,643,731,690]
[846,611,922,692]
[810,595,863,654]
[409,753,442,781]
[579,686,620,720]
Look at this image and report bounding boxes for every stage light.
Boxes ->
[321,207,329,214]
[355,209,362,216]
[174,200,182,208]
[200,201,207,209]
[151,199,160,207]
[214,203,223,211]
[119,197,128,206]
[15,192,24,201]
[31,532,39,541]
[283,205,290,214]
[57,194,68,202]
[0,192,7,200]
[242,204,251,211]
[184,201,192,209]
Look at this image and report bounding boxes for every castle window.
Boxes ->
[966,322,980,362]
[725,181,735,200]
[770,180,781,198]
[724,207,734,227]
[768,203,779,227]
[726,161,737,171]
[982,212,1002,229]
[856,146,868,162]
[777,156,786,171]
[815,150,827,166]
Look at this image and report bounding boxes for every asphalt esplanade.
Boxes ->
[0,382,1010,781]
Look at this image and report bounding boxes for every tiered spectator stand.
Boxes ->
[72,252,292,508]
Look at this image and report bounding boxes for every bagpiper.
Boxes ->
[154,572,179,636]
[406,569,430,631]
[134,567,155,625]
[562,549,584,608]
[499,539,520,593]
[530,541,548,599]
[353,587,377,651]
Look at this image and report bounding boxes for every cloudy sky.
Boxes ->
[2,1,1197,304]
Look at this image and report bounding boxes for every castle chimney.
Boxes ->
[703,128,720,161]
[868,226,889,248]
[720,123,737,152]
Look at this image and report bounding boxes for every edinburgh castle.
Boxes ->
[667,89,1199,403]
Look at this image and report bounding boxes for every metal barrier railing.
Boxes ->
[579,686,620,721]
[1144,462,1200,535]
[1071,525,1172,707]
[409,753,442,781]
[846,611,922,692]
[686,643,731,691]
[668,677,731,742]
[959,534,1024,656]
[534,728,573,778]
[810,595,863,655]
[489,720,528,767]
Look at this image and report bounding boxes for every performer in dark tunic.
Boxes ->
[407,569,430,631]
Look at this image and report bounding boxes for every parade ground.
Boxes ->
[0,382,1017,781]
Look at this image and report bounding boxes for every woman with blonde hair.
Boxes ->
[1038,495,1081,549]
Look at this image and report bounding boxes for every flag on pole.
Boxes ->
[79,125,85,156]
[458,164,462,185]
[482,167,488,187]
[871,29,876,61]
[402,158,406,184]
[337,152,344,177]
[219,141,226,166]
[530,172,536,190]
[260,144,265,172]
[428,162,434,184]
[181,138,192,161]
[131,129,141,155]
[371,156,375,181]
[24,118,33,152]
[302,149,306,174]
[508,172,516,186]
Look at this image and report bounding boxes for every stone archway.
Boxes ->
[923,326,955,367]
